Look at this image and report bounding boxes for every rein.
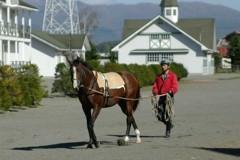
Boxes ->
[79,85,166,101]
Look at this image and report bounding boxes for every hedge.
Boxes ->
[0,64,47,111]
[52,61,188,96]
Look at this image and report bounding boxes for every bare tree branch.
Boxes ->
[79,7,99,36]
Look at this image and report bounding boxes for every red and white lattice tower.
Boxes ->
[42,0,80,34]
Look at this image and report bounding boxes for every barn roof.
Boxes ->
[121,16,215,50]
[31,30,90,51]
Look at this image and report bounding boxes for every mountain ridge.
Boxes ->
[29,1,240,44]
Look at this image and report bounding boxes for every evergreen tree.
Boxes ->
[86,41,99,60]
[212,52,222,73]
[228,34,240,69]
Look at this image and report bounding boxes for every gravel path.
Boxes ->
[0,73,240,160]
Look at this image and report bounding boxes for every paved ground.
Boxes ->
[0,73,240,160]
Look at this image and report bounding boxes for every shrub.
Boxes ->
[52,63,77,96]
[87,60,103,72]
[18,64,45,106]
[0,64,45,111]
[0,65,23,110]
[170,62,188,80]
[104,62,128,72]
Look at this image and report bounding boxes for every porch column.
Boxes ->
[21,11,25,38]
[21,42,25,62]
[0,7,2,35]
[6,40,10,65]
[15,10,18,36]
[28,11,32,42]
[0,40,2,64]
[5,7,10,65]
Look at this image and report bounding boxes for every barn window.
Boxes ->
[147,53,160,62]
[173,9,177,16]
[166,9,171,16]
[203,59,207,67]
[147,53,173,63]
[150,34,171,49]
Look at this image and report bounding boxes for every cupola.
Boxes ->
[160,0,179,23]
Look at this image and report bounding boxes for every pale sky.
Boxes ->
[78,0,240,11]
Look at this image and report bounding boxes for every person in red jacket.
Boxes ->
[152,59,178,138]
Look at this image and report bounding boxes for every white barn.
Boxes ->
[0,0,90,77]
[30,30,90,77]
[112,0,216,75]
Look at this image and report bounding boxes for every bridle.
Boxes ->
[72,64,86,89]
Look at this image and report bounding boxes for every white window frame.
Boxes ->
[147,53,173,64]
[166,9,171,16]
[150,34,171,49]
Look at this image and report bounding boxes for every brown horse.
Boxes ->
[68,57,141,148]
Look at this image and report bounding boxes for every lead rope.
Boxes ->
[80,85,165,101]
[165,93,175,121]
[151,93,175,121]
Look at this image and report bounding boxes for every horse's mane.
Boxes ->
[74,57,93,71]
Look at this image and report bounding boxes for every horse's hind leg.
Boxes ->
[120,101,141,143]
[131,117,141,143]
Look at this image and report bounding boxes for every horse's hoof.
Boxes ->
[117,139,127,146]
[136,139,141,143]
[87,144,93,149]
[94,141,100,148]
[136,139,142,143]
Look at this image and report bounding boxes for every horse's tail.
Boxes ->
[133,84,140,112]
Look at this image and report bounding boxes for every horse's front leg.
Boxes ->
[84,106,101,148]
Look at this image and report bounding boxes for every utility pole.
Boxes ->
[42,0,80,34]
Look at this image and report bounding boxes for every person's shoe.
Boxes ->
[165,131,170,138]
[165,123,174,138]
[157,114,162,121]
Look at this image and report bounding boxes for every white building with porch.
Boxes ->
[0,0,38,66]
[0,0,91,77]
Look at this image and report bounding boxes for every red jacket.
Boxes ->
[152,71,178,95]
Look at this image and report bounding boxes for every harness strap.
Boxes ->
[102,74,109,97]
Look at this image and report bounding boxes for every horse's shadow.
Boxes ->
[12,134,163,151]
[12,141,89,151]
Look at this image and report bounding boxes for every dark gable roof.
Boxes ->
[32,30,86,50]
[176,18,215,49]
[224,30,240,41]
[122,18,215,49]
[51,34,86,49]
[122,19,149,40]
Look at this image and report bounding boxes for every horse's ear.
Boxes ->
[76,56,81,62]
[65,52,73,65]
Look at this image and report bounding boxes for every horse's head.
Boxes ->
[70,56,93,89]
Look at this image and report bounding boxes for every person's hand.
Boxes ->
[166,91,173,97]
